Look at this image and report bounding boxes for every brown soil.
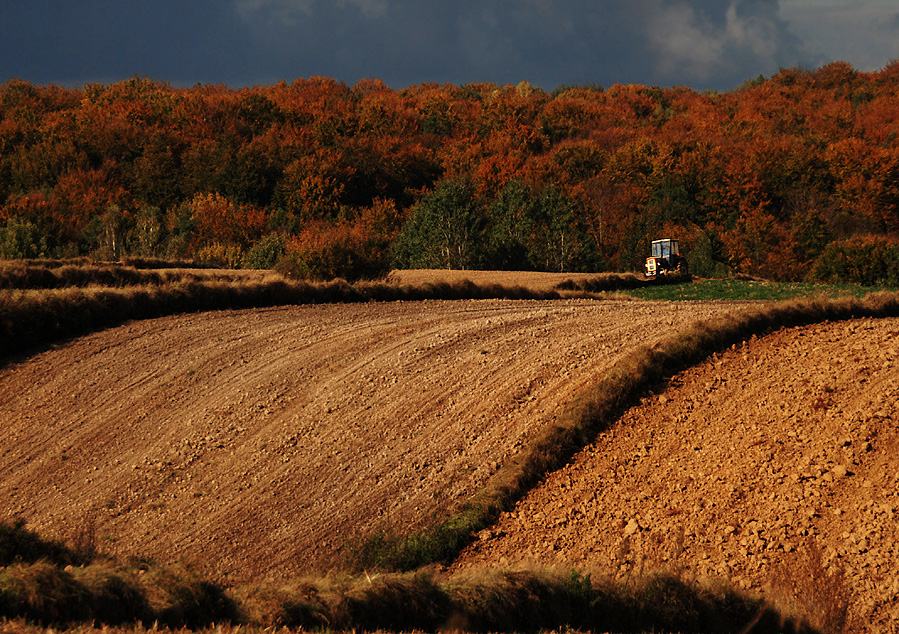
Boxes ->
[453,317,899,631]
[0,296,740,583]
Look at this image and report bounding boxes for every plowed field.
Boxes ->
[0,297,741,582]
[453,317,899,631]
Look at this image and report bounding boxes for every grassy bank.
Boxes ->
[554,272,890,302]
[0,262,269,290]
[0,277,562,365]
[352,292,899,578]
[0,520,811,633]
[554,271,690,293]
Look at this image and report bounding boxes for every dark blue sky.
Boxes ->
[1,1,897,91]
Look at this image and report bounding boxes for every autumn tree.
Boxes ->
[281,198,404,279]
[3,66,899,281]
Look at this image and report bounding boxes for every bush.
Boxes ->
[810,235,899,286]
[0,219,49,259]
[279,220,390,281]
[242,232,287,269]
[195,242,245,269]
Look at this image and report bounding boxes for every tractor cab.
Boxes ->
[651,239,679,261]
[645,238,687,277]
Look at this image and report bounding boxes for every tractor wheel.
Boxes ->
[676,259,689,276]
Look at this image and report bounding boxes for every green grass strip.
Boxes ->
[618,277,889,301]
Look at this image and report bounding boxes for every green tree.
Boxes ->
[243,232,288,269]
[128,205,165,257]
[484,180,537,269]
[811,236,899,286]
[392,180,485,269]
[0,218,48,259]
[526,187,601,272]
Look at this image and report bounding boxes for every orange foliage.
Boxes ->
[53,166,127,241]
[282,199,401,281]
[3,65,899,279]
[182,192,267,250]
[0,191,58,226]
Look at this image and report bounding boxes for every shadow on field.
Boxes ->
[555,272,692,292]
[0,518,816,633]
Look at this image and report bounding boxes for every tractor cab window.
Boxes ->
[651,239,678,259]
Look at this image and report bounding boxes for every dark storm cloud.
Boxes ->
[0,0,257,86]
[235,1,646,88]
[0,1,886,91]
[231,0,811,90]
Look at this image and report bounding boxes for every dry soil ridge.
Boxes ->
[0,297,740,582]
[453,317,899,632]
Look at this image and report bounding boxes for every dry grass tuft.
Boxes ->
[237,578,330,629]
[555,272,690,292]
[0,562,89,624]
[767,542,853,634]
[68,562,150,626]
[137,564,239,629]
[0,275,561,365]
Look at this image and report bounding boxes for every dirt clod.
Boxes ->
[452,317,899,631]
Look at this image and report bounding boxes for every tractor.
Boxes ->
[644,238,689,278]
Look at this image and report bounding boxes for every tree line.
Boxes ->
[2,61,899,283]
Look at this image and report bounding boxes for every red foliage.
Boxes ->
[3,65,899,280]
[280,198,404,280]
